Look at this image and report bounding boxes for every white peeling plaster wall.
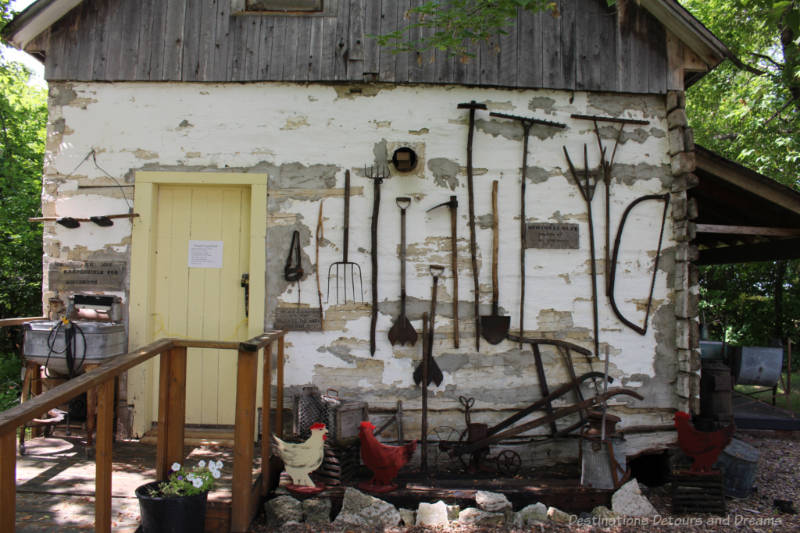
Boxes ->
[45,82,678,458]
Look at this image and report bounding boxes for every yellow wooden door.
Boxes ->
[151,185,251,425]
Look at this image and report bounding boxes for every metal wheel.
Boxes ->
[495,449,521,476]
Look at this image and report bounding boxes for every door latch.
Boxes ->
[241,273,250,317]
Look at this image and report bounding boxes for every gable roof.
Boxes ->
[4,0,732,85]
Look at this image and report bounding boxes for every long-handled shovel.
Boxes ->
[414,265,444,387]
[388,197,418,346]
[480,181,510,344]
[458,100,487,352]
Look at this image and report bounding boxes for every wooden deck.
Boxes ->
[14,429,262,532]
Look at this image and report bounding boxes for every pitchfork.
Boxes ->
[326,170,363,304]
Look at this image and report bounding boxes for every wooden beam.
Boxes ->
[695,224,800,237]
[0,429,15,533]
[156,347,187,480]
[0,316,45,327]
[95,378,115,533]
[697,238,800,265]
[276,336,284,439]
[261,343,272,495]
[231,348,258,532]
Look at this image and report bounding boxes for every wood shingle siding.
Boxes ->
[32,0,669,93]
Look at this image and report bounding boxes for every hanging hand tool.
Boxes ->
[326,170,363,304]
[366,165,390,356]
[314,201,324,326]
[426,196,460,348]
[490,113,566,345]
[570,113,649,296]
[420,312,429,473]
[458,100,487,352]
[563,144,601,357]
[388,197,418,346]
[608,193,670,335]
[414,265,445,387]
[480,181,510,344]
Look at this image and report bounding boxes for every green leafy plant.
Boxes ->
[148,460,223,497]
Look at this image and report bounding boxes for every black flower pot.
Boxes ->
[135,481,208,533]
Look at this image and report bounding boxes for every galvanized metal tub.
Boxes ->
[714,438,759,498]
[731,346,783,386]
[23,320,127,376]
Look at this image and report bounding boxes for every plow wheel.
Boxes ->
[495,449,522,476]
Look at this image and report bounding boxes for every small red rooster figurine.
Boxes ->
[358,421,417,493]
[674,411,735,473]
[273,422,328,494]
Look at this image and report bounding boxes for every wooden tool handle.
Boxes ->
[343,170,350,262]
[491,180,499,309]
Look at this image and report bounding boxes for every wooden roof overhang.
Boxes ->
[692,145,800,265]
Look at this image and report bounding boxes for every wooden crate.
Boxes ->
[671,470,726,515]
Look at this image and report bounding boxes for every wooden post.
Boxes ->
[261,343,272,495]
[1,429,15,533]
[276,336,284,438]
[787,339,792,399]
[85,364,100,448]
[95,378,115,533]
[155,347,187,480]
[232,348,258,532]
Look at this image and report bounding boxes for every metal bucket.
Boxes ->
[714,438,759,498]
[731,346,783,386]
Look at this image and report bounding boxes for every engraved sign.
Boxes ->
[525,223,579,249]
[49,261,127,291]
[274,307,323,331]
[188,240,223,268]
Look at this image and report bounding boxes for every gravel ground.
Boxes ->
[252,431,800,533]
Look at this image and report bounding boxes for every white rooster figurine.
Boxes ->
[272,422,328,489]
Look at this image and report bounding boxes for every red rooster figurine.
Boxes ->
[358,421,417,493]
[273,422,328,494]
[674,411,735,473]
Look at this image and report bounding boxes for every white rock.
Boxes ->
[475,490,512,512]
[416,500,449,526]
[332,487,401,529]
[302,497,331,525]
[399,508,416,526]
[447,504,461,521]
[457,507,505,527]
[611,479,658,517]
[513,502,549,527]
[547,506,574,523]
[264,495,303,527]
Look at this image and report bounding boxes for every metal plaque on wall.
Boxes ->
[49,261,127,291]
[525,223,579,249]
[274,307,323,331]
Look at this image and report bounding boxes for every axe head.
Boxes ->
[426,195,458,213]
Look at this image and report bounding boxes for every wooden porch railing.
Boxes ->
[0,321,286,533]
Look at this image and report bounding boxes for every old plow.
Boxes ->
[439,339,643,475]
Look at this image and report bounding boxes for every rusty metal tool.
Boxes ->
[426,195,459,348]
[563,144,600,357]
[388,197,418,346]
[480,181,510,344]
[458,100,487,352]
[608,193,670,335]
[420,312,429,472]
[365,165,389,356]
[314,201,324,326]
[326,170,363,304]
[490,112,566,344]
[414,265,445,387]
[570,113,649,296]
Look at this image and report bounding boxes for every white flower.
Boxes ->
[171,462,181,472]
[212,470,221,479]
[192,478,203,489]
[186,473,196,482]
[198,460,206,468]
[215,460,223,470]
